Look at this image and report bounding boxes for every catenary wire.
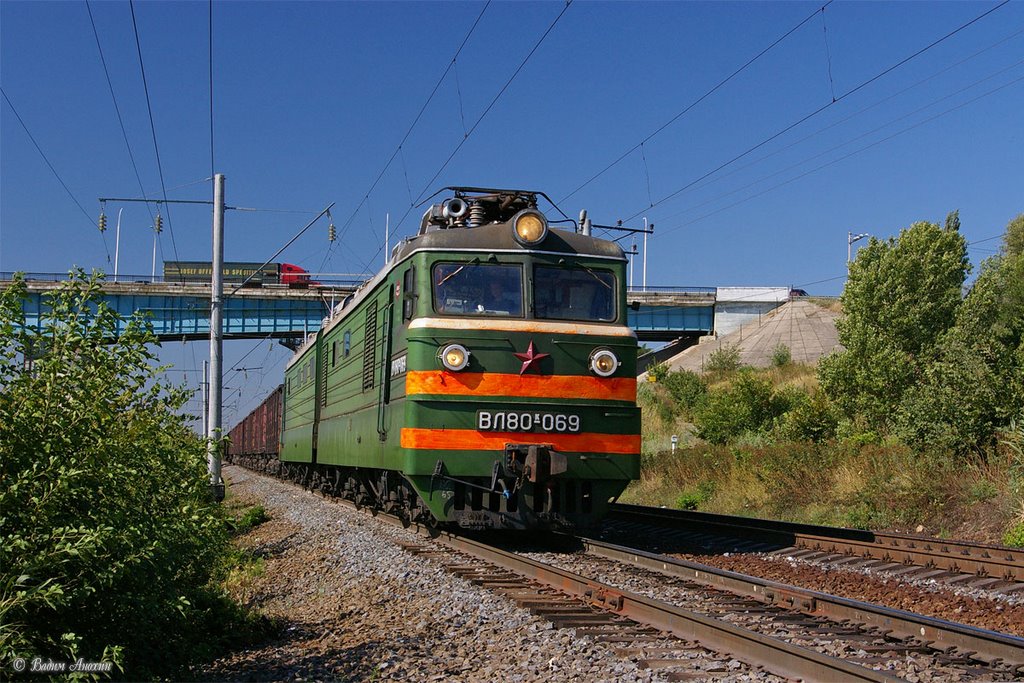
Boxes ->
[411,0,574,206]
[129,0,181,263]
[559,1,833,204]
[620,0,1011,223]
[360,0,576,273]
[1,88,113,265]
[651,57,1024,227]
[324,0,492,274]
[649,26,1024,222]
[651,73,1024,239]
[84,0,156,227]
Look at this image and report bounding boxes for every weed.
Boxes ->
[231,505,270,535]
[770,343,792,367]
[1004,522,1024,548]
[675,481,716,510]
[705,344,742,373]
[967,480,998,504]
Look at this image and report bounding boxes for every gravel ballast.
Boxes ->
[202,467,671,682]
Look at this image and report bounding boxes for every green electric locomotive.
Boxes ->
[249,187,640,530]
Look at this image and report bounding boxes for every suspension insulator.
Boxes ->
[467,203,485,228]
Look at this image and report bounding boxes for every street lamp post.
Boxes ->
[113,208,123,282]
[848,231,870,263]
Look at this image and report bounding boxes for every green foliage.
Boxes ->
[772,390,838,443]
[820,218,969,433]
[704,344,741,373]
[945,209,961,232]
[770,343,792,368]
[660,370,707,414]
[646,361,669,382]
[694,371,777,444]
[893,336,1001,453]
[894,215,1024,453]
[1004,522,1024,548]
[231,505,270,535]
[1005,213,1024,258]
[676,481,716,510]
[967,480,998,504]
[0,273,243,678]
[838,447,956,530]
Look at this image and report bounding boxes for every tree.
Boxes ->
[1005,213,1024,258]
[819,219,969,432]
[0,272,231,677]
[898,214,1024,451]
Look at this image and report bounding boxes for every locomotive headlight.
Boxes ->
[512,209,548,245]
[439,343,470,371]
[589,348,619,377]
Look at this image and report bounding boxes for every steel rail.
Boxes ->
[230,466,893,681]
[580,535,1024,673]
[426,530,899,683]
[610,503,1024,583]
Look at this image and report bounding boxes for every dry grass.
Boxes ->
[633,361,1020,543]
[623,441,1018,542]
[805,296,843,313]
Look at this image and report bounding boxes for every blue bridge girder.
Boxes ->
[8,278,357,341]
[4,277,718,343]
[626,288,716,342]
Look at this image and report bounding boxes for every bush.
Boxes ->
[770,343,792,367]
[232,505,271,535]
[661,370,707,414]
[694,371,776,444]
[705,344,741,373]
[773,391,839,442]
[646,361,669,382]
[0,273,239,678]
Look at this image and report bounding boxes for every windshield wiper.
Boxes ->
[436,258,481,287]
[579,264,612,289]
[437,265,467,287]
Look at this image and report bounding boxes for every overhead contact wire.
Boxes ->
[85,0,155,226]
[1,88,112,264]
[654,73,1024,238]
[412,0,574,205]
[623,0,1010,222]
[129,0,181,262]
[652,56,1024,226]
[332,0,492,254]
[559,1,832,204]
[651,27,1024,213]
[369,0,575,267]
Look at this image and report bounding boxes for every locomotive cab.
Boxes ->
[265,187,641,532]
[392,188,641,530]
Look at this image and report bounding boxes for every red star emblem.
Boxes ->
[513,340,549,375]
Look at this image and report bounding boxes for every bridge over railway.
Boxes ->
[2,273,789,342]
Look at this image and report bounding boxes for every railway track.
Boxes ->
[605,504,1024,593]
[232,462,1024,680]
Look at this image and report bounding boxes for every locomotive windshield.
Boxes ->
[433,263,524,317]
[534,265,616,322]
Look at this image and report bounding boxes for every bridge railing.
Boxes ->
[0,272,366,289]
[627,286,716,294]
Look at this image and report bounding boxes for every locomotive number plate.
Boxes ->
[477,410,581,433]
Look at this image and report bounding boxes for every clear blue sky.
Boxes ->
[3,0,1022,424]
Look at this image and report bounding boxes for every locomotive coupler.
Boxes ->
[503,444,567,485]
